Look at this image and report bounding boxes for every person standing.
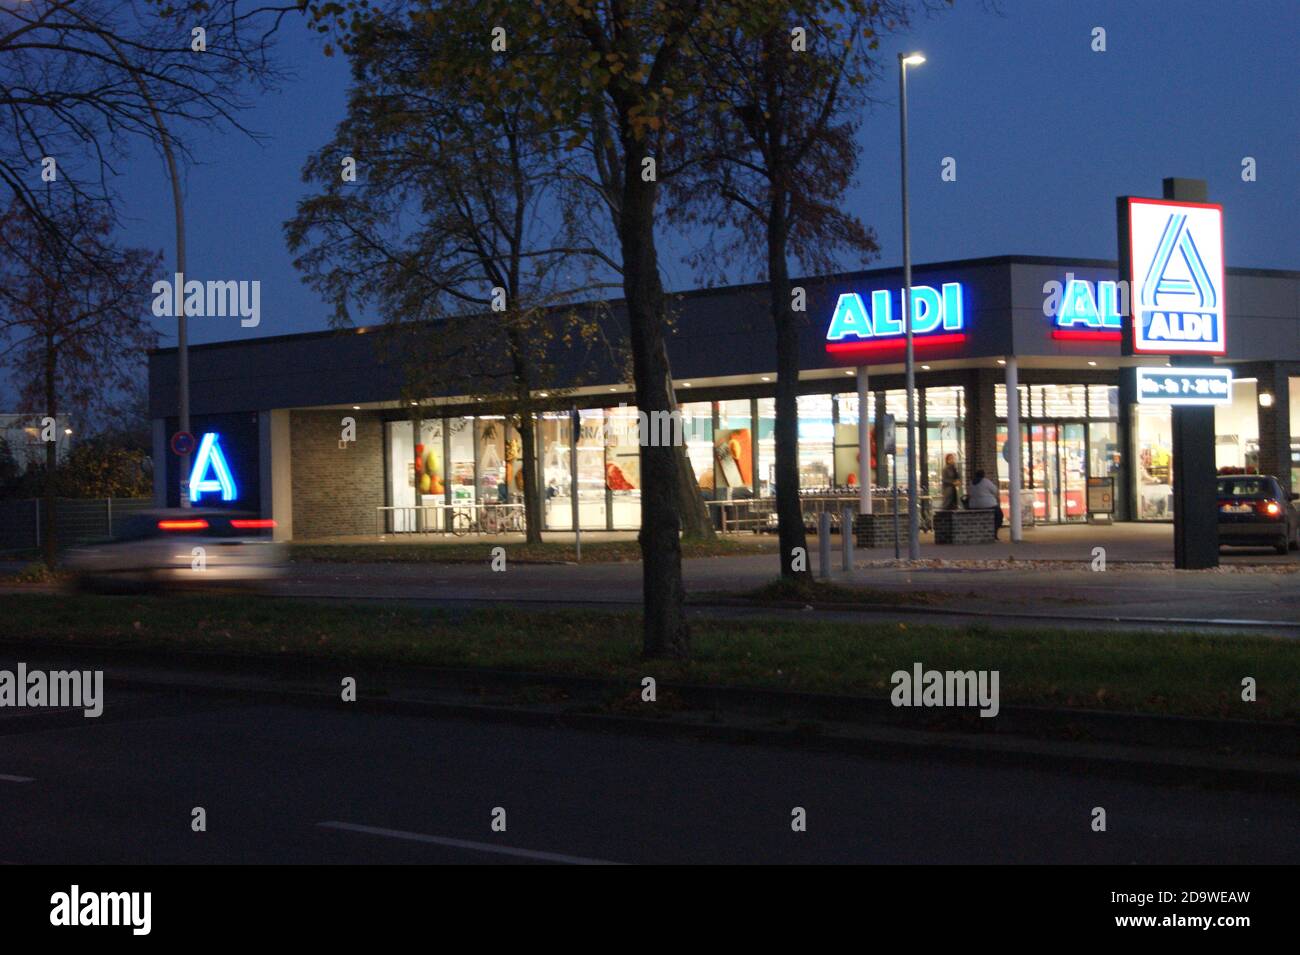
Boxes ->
[940,453,962,510]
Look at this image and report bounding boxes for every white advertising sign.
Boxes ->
[1127,198,1226,355]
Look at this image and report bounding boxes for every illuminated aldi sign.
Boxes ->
[1051,276,1124,340]
[188,432,238,502]
[1135,367,1232,406]
[825,282,966,358]
[1126,198,1226,355]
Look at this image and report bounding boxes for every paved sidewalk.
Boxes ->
[276,537,1300,632]
[307,521,1297,566]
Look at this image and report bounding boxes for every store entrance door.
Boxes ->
[1026,421,1088,523]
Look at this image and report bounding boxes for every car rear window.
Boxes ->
[1217,479,1269,498]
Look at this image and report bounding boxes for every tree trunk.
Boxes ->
[620,143,689,659]
[517,404,542,545]
[768,175,810,579]
[505,326,543,545]
[675,429,714,540]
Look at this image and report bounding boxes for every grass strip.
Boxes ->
[0,593,1294,721]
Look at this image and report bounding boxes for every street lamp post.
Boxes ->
[98,32,190,506]
[899,51,925,560]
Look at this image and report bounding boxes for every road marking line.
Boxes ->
[317,821,620,865]
[0,774,34,783]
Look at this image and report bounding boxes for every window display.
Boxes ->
[796,395,833,489]
[1213,378,1259,473]
[1133,404,1173,520]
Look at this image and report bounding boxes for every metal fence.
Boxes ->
[0,498,154,552]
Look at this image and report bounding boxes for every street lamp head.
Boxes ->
[901,52,926,66]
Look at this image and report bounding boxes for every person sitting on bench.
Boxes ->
[967,469,1004,540]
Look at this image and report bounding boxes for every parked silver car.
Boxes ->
[65,509,284,592]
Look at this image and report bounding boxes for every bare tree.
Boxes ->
[0,198,160,566]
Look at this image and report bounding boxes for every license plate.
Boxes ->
[1220,503,1253,513]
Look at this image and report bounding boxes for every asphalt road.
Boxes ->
[1,682,1295,864]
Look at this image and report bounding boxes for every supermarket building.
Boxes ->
[147,254,1300,540]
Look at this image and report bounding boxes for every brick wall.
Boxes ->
[854,513,901,548]
[933,508,995,544]
[290,410,385,539]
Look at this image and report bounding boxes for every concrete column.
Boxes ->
[258,409,293,541]
[856,366,871,513]
[1256,365,1293,495]
[1006,358,1023,542]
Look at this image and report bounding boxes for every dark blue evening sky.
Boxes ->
[111,0,1298,349]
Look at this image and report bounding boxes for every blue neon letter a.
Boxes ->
[189,432,237,502]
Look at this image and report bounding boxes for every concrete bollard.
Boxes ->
[841,507,854,575]
[818,511,831,578]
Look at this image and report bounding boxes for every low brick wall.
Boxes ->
[854,513,901,549]
[933,508,996,544]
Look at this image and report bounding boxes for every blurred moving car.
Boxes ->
[1216,475,1299,555]
[65,509,284,592]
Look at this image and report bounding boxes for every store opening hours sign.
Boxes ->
[1135,367,1232,406]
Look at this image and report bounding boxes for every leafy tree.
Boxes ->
[286,8,621,543]
[0,199,160,566]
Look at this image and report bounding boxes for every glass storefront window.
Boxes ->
[796,394,833,489]
[681,401,715,492]
[576,408,607,529]
[476,417,508,505]
[1290,377,1300,490]
[446,417,475,509]
[386,418,448,531]
[537,412,573,529]
[605,404,641,529]
[1133,404,1173,520]
[1088,385,1118,419]
[882,390,910,487]
[716,399,754,495]
[1214,378,1259,474]
[756,398,775,498]
[924,386,964,502]
[832,392,873,491]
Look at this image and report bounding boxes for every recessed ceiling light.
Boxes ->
[761,376,771,382]
[921,364,930,370]
[1087,361,1096,367]
[844,370,854,376]
[997,359,1006,366]
[538,392,549,397]
[683,382,692,387]
[352,405,360,410]
[410,401,417,406]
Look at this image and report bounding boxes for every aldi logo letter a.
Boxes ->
[1128,199,1225,355]
[189,432,238,502]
